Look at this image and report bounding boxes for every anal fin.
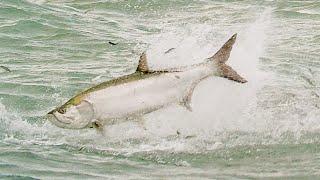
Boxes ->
[180,86,194,112]
[180,77,209,112]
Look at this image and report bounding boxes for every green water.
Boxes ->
[0,0,320,179]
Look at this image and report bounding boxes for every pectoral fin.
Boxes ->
[92,119,107,136]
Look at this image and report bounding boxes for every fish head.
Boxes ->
[47,100,94,129]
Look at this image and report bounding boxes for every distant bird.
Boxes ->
[0,66,11,72]
[165,48,175,54]
[108,41,118,45]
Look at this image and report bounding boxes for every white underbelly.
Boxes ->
[85,66,211,122]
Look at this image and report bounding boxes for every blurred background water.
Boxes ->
[0,0,320,179]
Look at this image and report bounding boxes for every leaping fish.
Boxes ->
[47,34,247,130]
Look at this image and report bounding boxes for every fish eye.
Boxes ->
[58,108,66,114]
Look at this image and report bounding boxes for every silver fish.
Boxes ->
[47,34,246,130]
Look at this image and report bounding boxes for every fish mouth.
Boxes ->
[52,113,71,124]
[47,109,55,115]
[46,101,94,129]
[46,109,89,131]
[46,113,72,129]
[47,110,71,125]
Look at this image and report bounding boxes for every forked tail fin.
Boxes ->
[208,34,247,83]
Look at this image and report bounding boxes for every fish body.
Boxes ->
[85,65,211,121]
[47,34,246,129]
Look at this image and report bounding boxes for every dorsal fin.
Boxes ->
[208,33,237,63]
[136,52,182,73]
[136,52,149,73]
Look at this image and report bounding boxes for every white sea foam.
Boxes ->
[139,9,273,136]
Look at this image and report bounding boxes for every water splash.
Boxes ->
[55,8,277,154]
[142,9,273,136]
[1,6,318,156]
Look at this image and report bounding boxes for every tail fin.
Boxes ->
[208,34,247,83]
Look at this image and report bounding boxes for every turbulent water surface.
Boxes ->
[0,0,320,179]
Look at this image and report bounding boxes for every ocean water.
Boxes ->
[0,0,320,179]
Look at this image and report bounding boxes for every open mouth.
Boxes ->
[46,112,72,129]
[47,101,94,129]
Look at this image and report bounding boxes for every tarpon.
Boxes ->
[47,34,247,130]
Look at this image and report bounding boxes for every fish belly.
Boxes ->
[85,66,211,122]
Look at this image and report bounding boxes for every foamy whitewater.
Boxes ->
[0,0,320,179]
